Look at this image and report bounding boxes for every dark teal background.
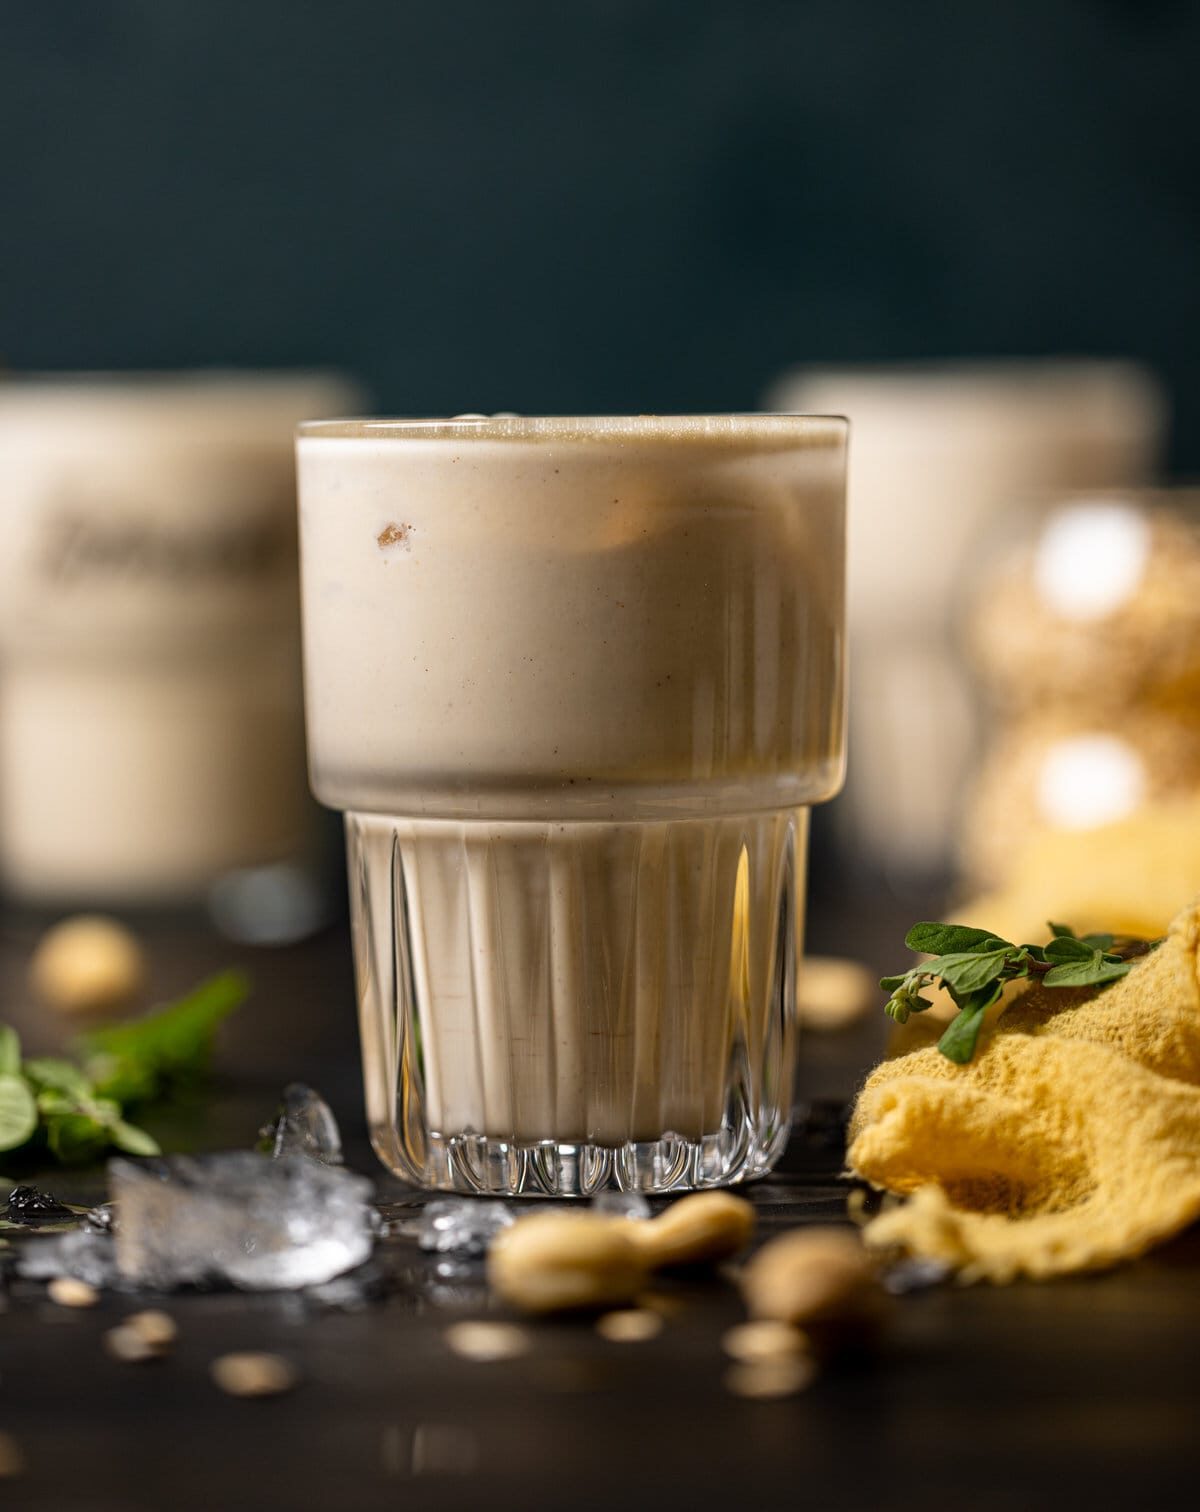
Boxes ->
[3,1,1198,463]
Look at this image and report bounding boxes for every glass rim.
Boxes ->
[296,412,848,445]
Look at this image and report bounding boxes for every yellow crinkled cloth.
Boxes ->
[848,896,1200,1281]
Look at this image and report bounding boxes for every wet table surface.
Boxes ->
[1,887,1198,1512]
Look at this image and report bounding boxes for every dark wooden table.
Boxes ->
[1,889,1197,1512]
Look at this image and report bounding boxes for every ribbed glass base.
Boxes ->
[419,1124,790,1199]
[347,809,806,1196]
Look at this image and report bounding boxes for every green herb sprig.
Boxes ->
[882,922,1162,1065]
[0,970,248,1162]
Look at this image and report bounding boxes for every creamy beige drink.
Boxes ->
[298,416,847,1195]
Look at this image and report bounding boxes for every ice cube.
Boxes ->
[591,1192,652,1221]
[417,1198,515,1256]
[264,1083,343,1165]
[17,1226,121,1289]
[882,1256,951,1295]
[109,1153,373,1290]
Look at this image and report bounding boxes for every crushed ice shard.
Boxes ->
[417,1198,515,1256]
[592,1192,652,1221]
[17,1225,120,1289]
[110,1152,373,1290]
[263,1082,343,1164]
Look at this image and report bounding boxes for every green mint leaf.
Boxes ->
[1042,955,1132,989]
[1043,935,1096,963]
[905,923,1011,955]
[923,948,1013,998]
[957,982,1006,1015]
[35,1088,79,1116]
[22,1057,92,1097]
[937,1005,989,1063]
[111,1120,160,1157]
[886,918,1167,1064]
[0,1026,20,1079]
[45,1113,109,1164]
[85,1056,156,1107]
[0,1075,38,1152]
[936,982,1003,1063]
[80,969,249,1103]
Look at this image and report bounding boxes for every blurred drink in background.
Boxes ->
[766,360,1167,886]
[0,372,360,937]
[964,488,1200,887]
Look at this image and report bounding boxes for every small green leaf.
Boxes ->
[0,1026,20,1078]
[0,1075,37,1152]
[1042,956,1132,989]
[111,1120,160,1157]
[880,974,910,992]
[905,923,1011,955]
[36,1089,78,1116]
[936,982,1003,1064]
[1080,933,1115,951]
[23,1057,92,1096]
[1048,922,1076,939]
[937,1006,988,1064]
[81,968,249,1103]
[84,1054,156,1107]
[924,948,1013,997]
[45,1113,109,1164]
[1043,935,1096,963]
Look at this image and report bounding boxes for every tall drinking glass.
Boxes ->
[297,416,847,1196]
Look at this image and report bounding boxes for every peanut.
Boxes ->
[724,1357,816,1399]
[721,1319,809,1364]
[47,1277,100,1309]
[210,1352,298,1397]
[106,1310,178,1362]
[488,1213,648,1314]
[443,1321,532,1362]
[739,1226,885,1354]
[30,915,145,1016]
[630,1191,755,1268]
[105,1326,161,1364]
[595,1308,663,1343]
[125,1310,178,1349]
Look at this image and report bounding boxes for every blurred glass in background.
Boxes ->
[0,371,361,939]
[964,489,1200,886]
[765,361,1167,888]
